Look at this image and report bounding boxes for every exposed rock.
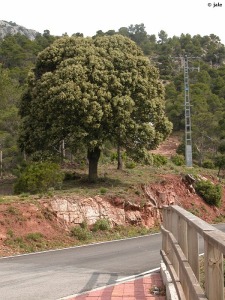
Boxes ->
[0,233,7,241]
[0,20,39,40]
[49,191,170,229]
[142,185,158,207]
[156,191,176,207]
[196,175,208,182]
[184,174,196,185]
[126,211,142,225]
[110,197,125,208]
[50,196,126,227]
[124,200,141,210]
[142,206,161,227]
[49,194,164,228]
[182,174,196,193]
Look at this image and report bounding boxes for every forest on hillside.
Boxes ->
[1,23,225,179]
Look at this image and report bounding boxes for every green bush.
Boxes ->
[214,154,225,176]
[171,154,185,166]
[92,218,111,232]
[110,151,127,162]
[218,140,225,154]
[63,172,81,181]
[195,180,222,207]
[152,154,167,167]
[70,226,92,241]
[125,160,136,169]
[100,187,107,195]
[26,232,43,242]
[176,143,185,155]
[202,159,215,169]
[14,162,65,194]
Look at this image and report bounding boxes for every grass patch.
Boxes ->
[214,215,225,223]
[5,232,46,253]
[5,206,20,215]
[70,222,160,244]
[26,232,44,242]
[187,206,200,217]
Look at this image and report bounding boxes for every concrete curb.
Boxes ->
[160,260,178,300]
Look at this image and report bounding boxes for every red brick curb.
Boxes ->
[62,272,166,300]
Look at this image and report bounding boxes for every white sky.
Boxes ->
[1,0,225,44]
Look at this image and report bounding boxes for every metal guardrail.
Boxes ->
[161,205,225,300]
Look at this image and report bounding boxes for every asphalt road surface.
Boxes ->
[1,223,225,300]
[0,233,162,300]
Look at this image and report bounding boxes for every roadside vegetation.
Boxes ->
[3,217,159,255]
[1,147,225,205]
[0,151,225,255]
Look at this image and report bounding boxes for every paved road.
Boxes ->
[0,233,161,300]
[1,223,225,300]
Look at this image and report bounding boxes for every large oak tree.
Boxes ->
[19,35,172,181]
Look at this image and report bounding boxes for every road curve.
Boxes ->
[0,233,162,300]
[1,223,225,300]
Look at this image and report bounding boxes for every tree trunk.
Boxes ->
[217,167,221,177]
[87,147,101,182]
[0,150,2,179]
[117,143,123,170]
[60,140,66,163]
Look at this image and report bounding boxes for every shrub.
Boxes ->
[110,151,127,162]
[195,180,222,207]
[176,143,185,155]
[218,140,225,154]
[63,172,81,181]
[171,154,185,166]
[125,160,136,169]
[70,226,92,241]
[100,187,107,195]
[92,218,111,232]
[214,154,225,176]
[64,172,75,180]
[152,154,167,167]
[6,206,19,215]
[14,162,64,194]
[202,159,215,169]
[26,232,43,242]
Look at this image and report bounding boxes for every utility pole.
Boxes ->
[152,54,199,167]
[183,55,200,167]
[0,149,2,179]
[184,55,192,167]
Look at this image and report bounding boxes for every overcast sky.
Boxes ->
[1,0,225,43]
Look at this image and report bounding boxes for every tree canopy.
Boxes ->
[19,34,172,181]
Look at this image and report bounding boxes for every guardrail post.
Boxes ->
[162,210,169,256]
[178,217,188,258]
[204,240,224,300]
[187,223,199,280]
[171,209,179,240]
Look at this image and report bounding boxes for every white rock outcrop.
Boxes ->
[0,20,38,40]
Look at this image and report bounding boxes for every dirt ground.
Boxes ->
[150,134,225,223]
[149,173,225,223]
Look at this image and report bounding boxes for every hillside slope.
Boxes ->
[0,134,224,257]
